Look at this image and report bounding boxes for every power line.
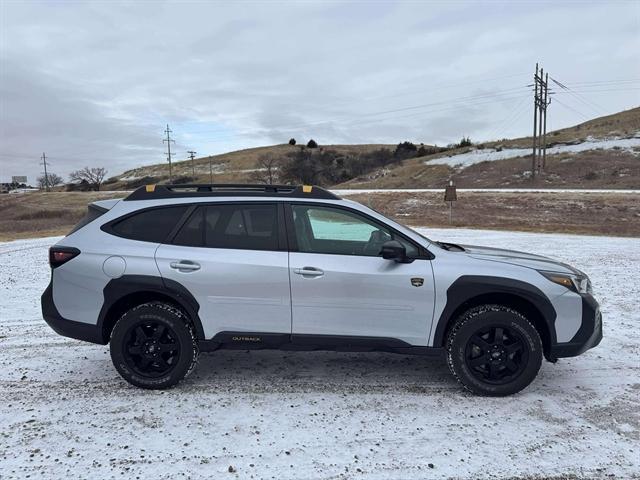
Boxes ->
[550,77,607,116]
[177,85,533,140]
[552,96,591,121]
[189,92,532,145]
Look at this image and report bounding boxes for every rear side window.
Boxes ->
[68,204,107,235]
[173,204,279,251]
[110,206,188,243]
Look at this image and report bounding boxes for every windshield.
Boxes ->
[361,202,433,243]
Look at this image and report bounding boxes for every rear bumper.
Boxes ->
[41,281,106,344]
[549,293,602,359]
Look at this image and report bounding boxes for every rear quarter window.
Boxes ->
[108,206,188,243]
[68,204,108,235]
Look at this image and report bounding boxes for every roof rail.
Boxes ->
[124,184,340,201]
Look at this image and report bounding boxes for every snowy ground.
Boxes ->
[426,135,640,169]
[0,229,638,479]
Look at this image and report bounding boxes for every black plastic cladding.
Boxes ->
[124,184,340,201]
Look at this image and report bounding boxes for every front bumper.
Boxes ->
[41,281,106,344]
[549,293,602,359]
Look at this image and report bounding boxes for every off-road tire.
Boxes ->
[446,304,543,396]
[110,302,199,389]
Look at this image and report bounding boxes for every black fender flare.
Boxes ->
[431,275,557,348]
[98,274,205,341]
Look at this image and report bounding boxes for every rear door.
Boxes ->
[155,202,291,339]
[287,203,435,346]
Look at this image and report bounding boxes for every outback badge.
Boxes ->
[411,277,424,287]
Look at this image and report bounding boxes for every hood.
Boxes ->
[458,244,582,275]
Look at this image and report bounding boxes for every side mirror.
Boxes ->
[380,240,407,262]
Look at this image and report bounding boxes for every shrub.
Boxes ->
[394,141,417,159]
[307,139,318,148]
[288,138,296,146]
[459,136,472,148]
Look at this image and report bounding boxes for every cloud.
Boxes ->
[1,0,638,183]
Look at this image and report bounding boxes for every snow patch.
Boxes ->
[426,135,640,169]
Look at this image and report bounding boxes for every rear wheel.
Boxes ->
[110,302,198,389]
[446,305,542,396]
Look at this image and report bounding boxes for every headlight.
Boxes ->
[539,271,591,294]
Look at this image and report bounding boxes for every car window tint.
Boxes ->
[111,206,188,243]
[205,204,278,250]
[173,207,204,246]
[292,205,418,257]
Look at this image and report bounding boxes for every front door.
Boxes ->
[155,202,291,339]
[287,204,435,346]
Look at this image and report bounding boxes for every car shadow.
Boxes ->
[183,349,458,394]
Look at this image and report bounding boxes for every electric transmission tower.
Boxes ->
[163,124,175,183]
[187,150,197,177]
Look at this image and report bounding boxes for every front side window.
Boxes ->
[110,206,188,243]
[291,205,418,257]
[173,203,279,251]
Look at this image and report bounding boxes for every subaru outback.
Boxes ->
[42,184,602,396]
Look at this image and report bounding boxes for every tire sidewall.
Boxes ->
[110,304,196,389]
[448,307,543,396]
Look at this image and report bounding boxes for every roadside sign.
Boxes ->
[444,180,457,224]
[444,181,457,201]
[12,176,27,184]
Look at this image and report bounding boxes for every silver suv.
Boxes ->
[42,184,602,396]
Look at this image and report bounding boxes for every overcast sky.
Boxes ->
[1,0,638,183]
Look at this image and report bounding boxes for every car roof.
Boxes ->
[124,184,340,201]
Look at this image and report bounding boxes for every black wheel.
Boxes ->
[446,304,542,396]
[110,302,198,389]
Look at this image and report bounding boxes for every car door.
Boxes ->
[155,202,291,339]
[287,203,435,346]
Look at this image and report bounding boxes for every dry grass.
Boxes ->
[347,191,640,237]
[107,143,396,189]
[338,148,640,189]
[0,190,638,241]
[0,192,125,241]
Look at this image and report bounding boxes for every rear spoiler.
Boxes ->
[91,198,121,211]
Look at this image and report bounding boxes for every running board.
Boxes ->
[198,332,444,356]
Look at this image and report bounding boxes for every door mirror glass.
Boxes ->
[380,240,407,262]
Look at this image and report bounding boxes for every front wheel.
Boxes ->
[110,302,199,389]
[446,305,542,396]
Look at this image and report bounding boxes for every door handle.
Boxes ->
[293,267,324,277]
[170,260,201,272]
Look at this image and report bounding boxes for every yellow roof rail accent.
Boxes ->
[145,184,156,192]
[302,185,313,193]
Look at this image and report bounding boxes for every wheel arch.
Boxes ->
[432,276,557,359]
[98,275,204,343]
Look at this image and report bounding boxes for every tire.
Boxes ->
[446,304,542,396]
[110,302,199,389]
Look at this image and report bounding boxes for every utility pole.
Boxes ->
[163,124,175,183]
[208,156,213,184]
[531,64,552,179]
[542,71,550,170]
[537,67,545,174]
[187,150,197,177]
[532,63,538,181]
[40,152,50,192]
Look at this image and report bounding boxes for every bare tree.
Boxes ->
[249,154,280,185]
[69,167,107,191]
[37,173,64,189]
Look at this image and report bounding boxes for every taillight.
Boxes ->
[49,247,80,268]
